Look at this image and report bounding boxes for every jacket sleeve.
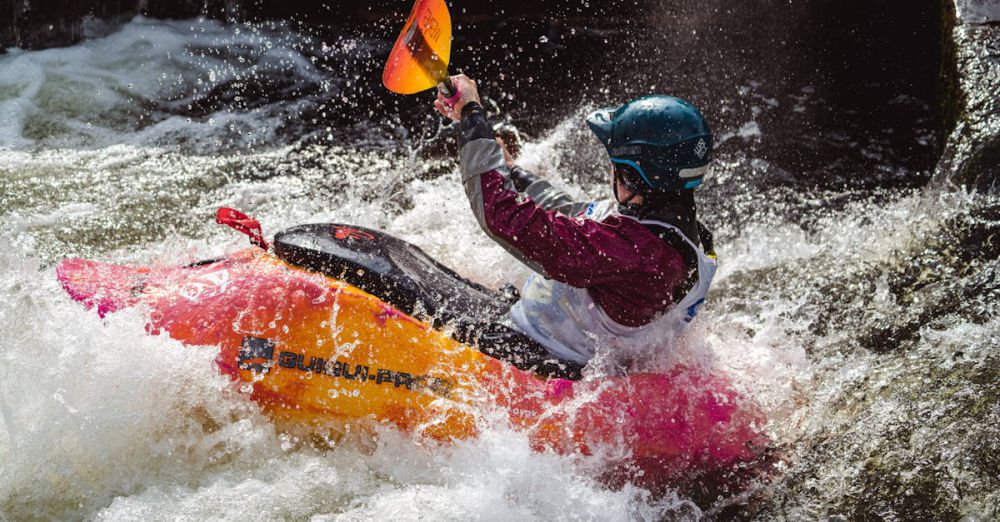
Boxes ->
[522,178,591,216]
[457,105,652,286]
[458,103,589,217]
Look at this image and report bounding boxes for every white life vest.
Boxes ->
[509,201,717,366]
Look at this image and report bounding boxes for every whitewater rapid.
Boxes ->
[2,15,997,520]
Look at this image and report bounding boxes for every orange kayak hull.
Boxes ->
[57,248,769,483]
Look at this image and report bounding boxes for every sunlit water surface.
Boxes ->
[1,17,997,520]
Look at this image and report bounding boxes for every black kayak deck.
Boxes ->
[273,224,514,345]
[273,223,584,380]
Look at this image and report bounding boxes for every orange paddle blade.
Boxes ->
[383,0,452,94]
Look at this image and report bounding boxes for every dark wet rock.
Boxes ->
[935,1,1000,192]
[798,196,1000,352]
[863,262,1000,352]
[721,189,1000,518]
[0,0,242,50]
[956,0,1000,23]
[751,334,1000,520]
[854,198,1000,350]
[1,0,131,50]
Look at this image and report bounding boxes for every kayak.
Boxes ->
[56,210,769,484]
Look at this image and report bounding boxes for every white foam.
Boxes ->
[956,0,1000,23]
[0,17,323,151]
[717,189,978,283]
[0,237,281,519]
[0,214,685,520]
[7,16,993,517]
[717,121,763,146]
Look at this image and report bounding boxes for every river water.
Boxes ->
[1,14,998,521]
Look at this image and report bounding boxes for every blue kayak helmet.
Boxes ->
[586,95,712,193]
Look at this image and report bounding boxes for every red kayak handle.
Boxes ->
[216,207,270,250]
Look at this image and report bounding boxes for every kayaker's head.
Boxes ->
[586,95,712,208]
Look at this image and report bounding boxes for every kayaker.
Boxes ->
[434,75,717,380]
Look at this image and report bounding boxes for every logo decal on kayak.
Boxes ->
[334,227,375,241]
[239,337,275,373]
[180,268,231,302]
[237,336,453,397]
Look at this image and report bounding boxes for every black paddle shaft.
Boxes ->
[437,78,458,98]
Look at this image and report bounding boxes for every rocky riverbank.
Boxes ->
[936,0,1000,192]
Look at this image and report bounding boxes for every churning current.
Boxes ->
[1,12,998,521]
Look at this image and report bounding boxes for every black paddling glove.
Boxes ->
[458,102,538,192]
[458,102,494,148]
[509,165,540,192]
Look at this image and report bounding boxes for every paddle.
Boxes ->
[382,0,461,105]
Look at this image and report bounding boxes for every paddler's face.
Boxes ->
[611,163,643,205]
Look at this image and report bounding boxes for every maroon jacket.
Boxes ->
[457,103,690,327]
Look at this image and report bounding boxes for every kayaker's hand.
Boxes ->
[496,137,516,168]
[434,74,481,122]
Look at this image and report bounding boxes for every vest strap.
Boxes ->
[632,218,712,303]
